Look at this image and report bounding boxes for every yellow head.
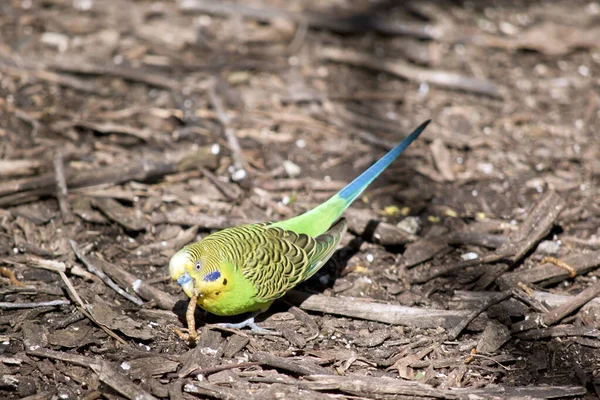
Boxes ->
[168,247,231,303]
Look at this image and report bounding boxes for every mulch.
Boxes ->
[1,0,599,399]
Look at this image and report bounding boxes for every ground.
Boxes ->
[1,0,600,399]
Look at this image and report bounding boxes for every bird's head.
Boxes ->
[169,247,230,301]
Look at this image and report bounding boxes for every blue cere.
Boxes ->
[177,272,192,286]
[204,271,221,282]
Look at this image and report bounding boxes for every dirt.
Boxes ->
[1,0,599,399]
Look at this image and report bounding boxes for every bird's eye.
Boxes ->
[194,261,202,271]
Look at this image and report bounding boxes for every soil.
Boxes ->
[1,0,599,399]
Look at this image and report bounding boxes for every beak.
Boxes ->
[177,272,192,286]
[177,272,197,299]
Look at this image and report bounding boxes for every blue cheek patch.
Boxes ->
[177,272,192,286]
[203,271,221,282]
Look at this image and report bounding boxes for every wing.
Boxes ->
[241,219,347,302]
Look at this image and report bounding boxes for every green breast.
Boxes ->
[197,260,272,316]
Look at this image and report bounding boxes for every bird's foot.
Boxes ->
[218,316,279,335]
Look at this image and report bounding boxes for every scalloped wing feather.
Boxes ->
[242,219,347,302]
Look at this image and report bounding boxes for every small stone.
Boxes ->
[231,168,247,181]
[283,160,301,177]
[396,216,421,235]
[41,32,69,52]
[537,240,561,255]
[461,252,479,261]
[477,162,494,175]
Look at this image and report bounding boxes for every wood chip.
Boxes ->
[287,291,468,329]
[497,250,600,289]
[249,352,331,376]
[92,197,149,231]
[127,357,181,379]
[27,348,157,400]
[476,320,511,353]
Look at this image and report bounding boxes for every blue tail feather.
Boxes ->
[269,120,430,237]
[338,119,430,205]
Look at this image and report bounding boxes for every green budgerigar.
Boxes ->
[169,120,430,336]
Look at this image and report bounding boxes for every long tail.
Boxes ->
[270,119,430,237]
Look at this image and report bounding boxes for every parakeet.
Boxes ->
[169,120,430,338]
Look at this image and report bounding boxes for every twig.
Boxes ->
[416,191,565,283]
[200,167,242,200]
[562,235,600,250]
[320,47,502,98]
[26,348,157,400]
[87,255,176,310]
[516,325,600,341]
[0,64,109,96]
[511,288,551,313]
[0,159,42,178]
[207,81,248,183]
[182,361,260,378]
[48,62,180,91]
[258,178,346,192]
[150,211,247,229]
[467,354,512,371]
[448,231,507,249]
[497,250,600,289]
[69,240,144,306]
[541,280,600,327]
[183,381,244,400]
[28,258,127,345]
[286,291,468,329]
[304,374,585,399]
[0,299,70,309]
[0,148,218,207]
[454,289,600,310]
[446,291,512,341]
[304,374,457,399]
[63,120,153,142]
[491,191,566,264]
[249,352,332,376]
[53,151,74,224]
